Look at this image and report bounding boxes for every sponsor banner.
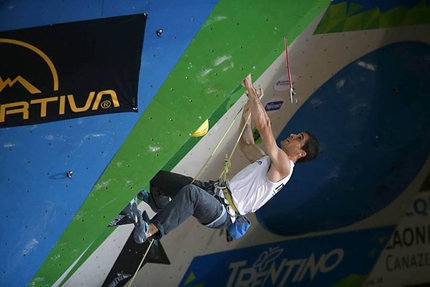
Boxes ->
[180,226,393,287]
[365,191,430,287]
[0,14,146,128]
[264,99,284,112]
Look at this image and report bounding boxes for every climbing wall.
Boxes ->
[2,0,430,286]
[59,3,430,286]
[141,3,430,287]
[0,0,331,286]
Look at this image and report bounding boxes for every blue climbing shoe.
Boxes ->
[133,212,149,244]
[123,197,140,223]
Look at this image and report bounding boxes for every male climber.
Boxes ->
[129,74,319,244]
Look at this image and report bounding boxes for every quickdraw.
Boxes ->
[284,36,297,104]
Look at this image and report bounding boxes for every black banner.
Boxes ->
[0,13,147,128]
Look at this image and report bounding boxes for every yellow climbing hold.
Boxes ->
[192,119,209,137]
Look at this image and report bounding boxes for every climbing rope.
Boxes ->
[218,112,251,183]
[192,100,251,184]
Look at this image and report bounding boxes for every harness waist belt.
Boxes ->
[222,185,240,214]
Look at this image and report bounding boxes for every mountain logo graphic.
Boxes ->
[0,75,41,94]
[0,38,59,94]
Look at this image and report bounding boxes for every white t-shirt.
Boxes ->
[227,155,294,215]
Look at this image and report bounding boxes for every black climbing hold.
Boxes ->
[156,29,163,37]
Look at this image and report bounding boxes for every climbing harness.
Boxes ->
[284,36,297,104]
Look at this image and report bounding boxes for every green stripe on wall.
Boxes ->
[31,0,330,285]
[315,0,430,34]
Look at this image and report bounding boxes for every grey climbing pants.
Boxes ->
[148,171,231,239]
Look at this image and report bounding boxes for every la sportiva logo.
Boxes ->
[0,38,121,126]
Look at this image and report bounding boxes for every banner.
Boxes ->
[0,14,146,128]
[365,190,430,287]
[179,227,394,287]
